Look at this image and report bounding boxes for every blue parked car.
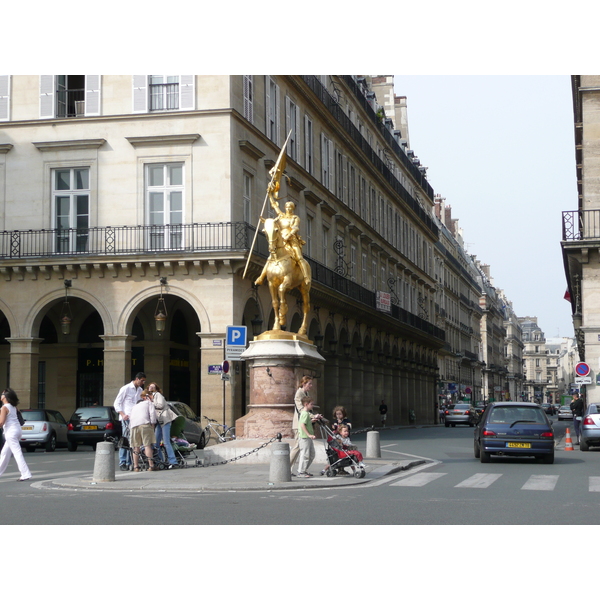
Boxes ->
[474,402,555,464]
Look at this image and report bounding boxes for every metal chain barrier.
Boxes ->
[202,433,283,467]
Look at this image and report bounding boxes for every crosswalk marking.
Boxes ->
[388,472,600,493]
[455,473,502,488]
[521,475,559,491]
[391,472,447,487]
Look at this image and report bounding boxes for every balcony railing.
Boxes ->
[0,221,444,342]
[0,222,254,259]
[562,210,600,241]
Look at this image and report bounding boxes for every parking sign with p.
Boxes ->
[226,325,247,360]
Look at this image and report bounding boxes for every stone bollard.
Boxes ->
[269,442,291,483]
[366,430,381,459]
[93,441,116,482]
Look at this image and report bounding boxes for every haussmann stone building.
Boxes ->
[0,74,453,431]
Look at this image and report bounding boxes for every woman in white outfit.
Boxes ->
[0,388,32,481]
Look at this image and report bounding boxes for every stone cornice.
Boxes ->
[33,139,107,152]
[126,134,200,147]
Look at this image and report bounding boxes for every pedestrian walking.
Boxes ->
[114,372,146,470]
[379,400,388,427]
[0,388,32,481]
[570,392,584,444]
[148,382,178,468]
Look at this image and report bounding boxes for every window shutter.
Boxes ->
[179,75,195,110]
[328,139,334,192]
[0,75,10,121]
[265,76,271,138]
[243,75,253,122]
[285,97,291,155]
[275,84,281,146]
[40,75,55,118]
[321,133,326,186]
[85,75,101,116]
[342,155,347,203]
[295,105,301,162]
[132,75,148,113]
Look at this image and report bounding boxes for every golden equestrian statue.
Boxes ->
[243,132,311,337]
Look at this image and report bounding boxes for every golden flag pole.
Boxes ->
[242,130,293,280]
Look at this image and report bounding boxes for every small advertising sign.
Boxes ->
[376,291,391,313]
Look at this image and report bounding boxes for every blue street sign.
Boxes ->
[226,326,247,347]
[226,326,247,361]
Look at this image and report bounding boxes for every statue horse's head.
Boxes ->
[263,218,280,259]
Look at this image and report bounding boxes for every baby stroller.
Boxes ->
[169,416,202,468]
[318,421,366,479]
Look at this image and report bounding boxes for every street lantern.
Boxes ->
[60,280,73,335]
[154,277,168,334]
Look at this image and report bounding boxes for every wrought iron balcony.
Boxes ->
[0,221,445,343]
[562,209,600,241]
[0,222,254,259]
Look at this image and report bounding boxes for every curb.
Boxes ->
[38,459,429,493]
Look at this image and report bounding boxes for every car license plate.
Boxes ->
[507,442,531,448]
[82,425,98,430]
[21,426,33,430]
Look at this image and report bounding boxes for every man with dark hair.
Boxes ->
[114,372,146,470]
[570,392,584,444]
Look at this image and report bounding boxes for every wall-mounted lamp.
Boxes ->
[329,339,338,354]
[356,346,364,359]
[343,343,352,358]
[154,277,168,334]
[60,280,73,335]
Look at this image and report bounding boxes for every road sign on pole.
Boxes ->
[225,325,247,360]
[575,362,591,377]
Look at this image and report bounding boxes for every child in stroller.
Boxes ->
[167,415,201,468]
[320,421,366,479]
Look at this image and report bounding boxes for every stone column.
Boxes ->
[6,337,43,408]
[198,332,230,425]
[100,335,135,405]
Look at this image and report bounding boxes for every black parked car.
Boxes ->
[67,405,122,451]
[474,401,555,464]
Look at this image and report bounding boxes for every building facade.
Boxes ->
[562,75,600,405]
[0,74,446,428]
[432,196,484,406]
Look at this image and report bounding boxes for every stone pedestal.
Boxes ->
[235,333,325,440]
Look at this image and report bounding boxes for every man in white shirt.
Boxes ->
[114,372,146,470]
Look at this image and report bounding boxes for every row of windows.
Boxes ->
[0,75,194,120]
[49,163,182,252]
[244,76,434,280]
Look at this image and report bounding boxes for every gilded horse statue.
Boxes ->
[255,213,311,336]
[245,130,312,337]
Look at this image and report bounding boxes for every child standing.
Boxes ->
[297,397,317,478]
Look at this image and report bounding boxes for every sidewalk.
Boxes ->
[42,457,427,493]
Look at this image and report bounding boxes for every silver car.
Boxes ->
[444,404,477,427]
[20,409,69,452]
[580,403,600,451]
[557,405,573,421]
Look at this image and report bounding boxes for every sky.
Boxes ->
[393,75,577,338]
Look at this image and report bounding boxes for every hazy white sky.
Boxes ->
[393,75,577,338]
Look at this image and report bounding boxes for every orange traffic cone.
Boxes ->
[565,428,574,451]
